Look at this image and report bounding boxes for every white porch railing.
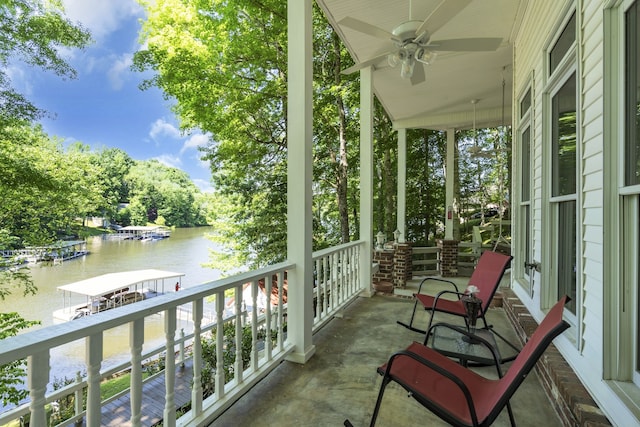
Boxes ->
[0,241,365,427]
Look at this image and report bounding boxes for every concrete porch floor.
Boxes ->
[210,276,563,427]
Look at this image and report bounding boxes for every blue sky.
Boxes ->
[11,0,213,192]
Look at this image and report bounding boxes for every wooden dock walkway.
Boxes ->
[99,359,194,427]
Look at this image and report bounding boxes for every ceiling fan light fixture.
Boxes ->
[416,49,437,65]
[387,53,399,68]
[400,59,415,79]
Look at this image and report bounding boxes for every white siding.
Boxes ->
[511,0,638,424]
[580,0,605,370]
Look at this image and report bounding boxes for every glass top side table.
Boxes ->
[426,323,519,368]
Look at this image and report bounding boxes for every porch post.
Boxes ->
[397,128,407,243]
[359,66,374,297]
[286,0,315,363]
[444,128,456,239]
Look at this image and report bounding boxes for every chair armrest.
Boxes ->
[382,346,480,426]
[416,277,460,295]
[431,289,467,311]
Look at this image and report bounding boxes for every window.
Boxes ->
[520,87,532,119]
[517,81,533,294]
[626,2,640,186]
[623,0,640,387]
[546,10,577,320]
[552,75,577,197]
[550,12,576,74]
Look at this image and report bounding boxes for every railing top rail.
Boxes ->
[0,261,294,365]
[312,240,363,259]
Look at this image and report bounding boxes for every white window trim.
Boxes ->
[604,0,640,419]
[515,74,534,296]
[542,6,581,346]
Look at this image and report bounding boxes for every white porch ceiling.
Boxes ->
[316,0,527,130]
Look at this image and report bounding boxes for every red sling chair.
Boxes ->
[398,251,513,334]
[365,296,570,427]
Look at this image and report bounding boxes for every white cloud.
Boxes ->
[62,0,143,41]
[154,154,182,169]
[193,178,214,193]
[181,133,209,153]
[6,65,31,96]
[108,53,133,90]
[149,118,182,141]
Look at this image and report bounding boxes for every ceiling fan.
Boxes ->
[339,0,502,85]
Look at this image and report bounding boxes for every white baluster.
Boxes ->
[86,333,103,427]
[314,258,322,321]
[192,298,203,415]
[27,351,49,427]
[332,252,339,306]
[74,371,82,419]
[130,318,144,426]
[164,307,177,427]
[215,292,225,397]
[277,271,284,351]
[234,285,243,384]
[251,280,259,372]
[264,275,272,360]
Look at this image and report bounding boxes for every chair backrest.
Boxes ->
[486,296,570,424]
[468,251,513,312]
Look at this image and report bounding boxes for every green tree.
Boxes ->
[124,159,205,227]
[0,0,91,127]
[0,0,90,406]
[91,147,135,219]
[134,0,289,268]
[135,0,364,270]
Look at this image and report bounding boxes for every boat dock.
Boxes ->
[109,226,171,241]
[1,240,88,264]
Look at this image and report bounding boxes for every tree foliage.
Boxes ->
[135,0,365,270]
[134,0,290,269]
[121,159,206,227]
[0,0,91,127]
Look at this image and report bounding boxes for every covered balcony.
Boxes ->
[0,0,614,426]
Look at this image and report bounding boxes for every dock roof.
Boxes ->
[57,269,184,298]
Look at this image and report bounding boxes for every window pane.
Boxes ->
[558,200,576,314]
[550,12,576,74]
[552,74,577,197]
[626,1,640,186]
[520,88,532,118]
[522,126,531,201]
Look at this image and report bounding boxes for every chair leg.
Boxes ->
[370,377,391,427]
[396,299,427,333]
[506,401,517,427]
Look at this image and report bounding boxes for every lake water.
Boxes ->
[1,227,222,382]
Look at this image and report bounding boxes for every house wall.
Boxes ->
[512,0,638,424]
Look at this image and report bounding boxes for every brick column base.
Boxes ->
[438,239,458,277]
[393,243,412,288]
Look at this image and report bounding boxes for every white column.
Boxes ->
[359,66,374,297]
[397,128,407,243]
[445,128,456,239]
[27,351,49,427]
[286,0,315,363]
[130,319,144,426]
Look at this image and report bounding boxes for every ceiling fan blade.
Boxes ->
[410,62,425,85]
[415,0,472,36]
[338,16,397,41]
[428,38,503,52]
[341,51,391,75]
